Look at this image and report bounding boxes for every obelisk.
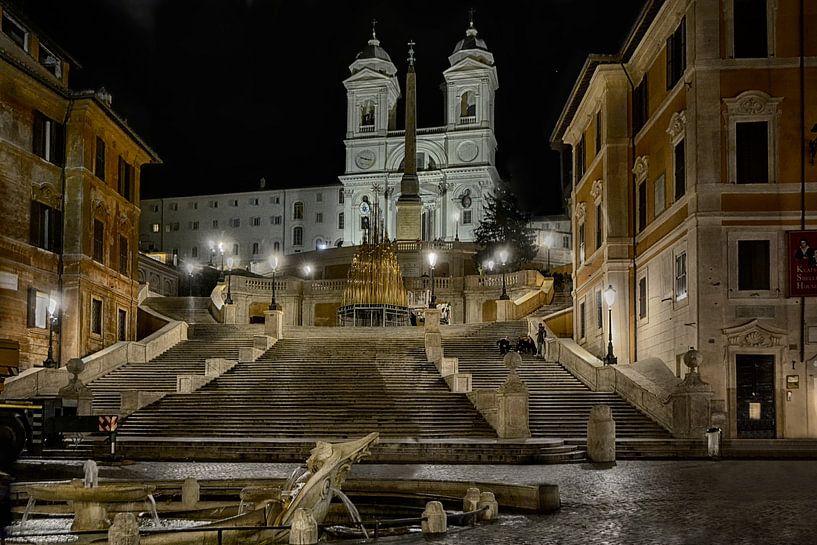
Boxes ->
[396,40,423,241]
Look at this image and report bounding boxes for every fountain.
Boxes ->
[24,459,157,532]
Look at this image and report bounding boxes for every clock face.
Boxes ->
[355,150,376,170]
[359,201,371,215]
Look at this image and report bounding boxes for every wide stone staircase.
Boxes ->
[142,296,217,323]
[442,321,671,440]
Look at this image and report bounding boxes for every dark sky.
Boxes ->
[22,0,645,214]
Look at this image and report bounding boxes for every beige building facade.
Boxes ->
[552,0,817,438]
[0,2,159,377]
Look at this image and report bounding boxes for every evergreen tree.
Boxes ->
[473,181,536,270]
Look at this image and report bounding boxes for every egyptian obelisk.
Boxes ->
[395,41,422,241]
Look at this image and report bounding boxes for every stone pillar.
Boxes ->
[477,492,498,521]
[73,501,110,531]
[463,487,481,512]
[669,347,713,438]
[495,299,515,321]
[424,308,441,332]
[288,508,318,545]
[59,358,93,415]
[223,303,237,324]
[108,513,139,545]
[265,309,284,340]
[182,478,200,508]
[496,352,531,439]
[587,405,616,463]
[421,501,447,535]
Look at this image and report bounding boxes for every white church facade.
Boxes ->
[139,21,501,272]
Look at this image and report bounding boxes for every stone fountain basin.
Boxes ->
[27,483,156,502]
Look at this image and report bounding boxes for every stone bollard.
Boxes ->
[477,492,498,521]
[181,478,200,509]
[108,513,140,545]
[587,405,616,463]
[421,501,447,535]
[289,508,318,545]
[463,487,481,512]
[537,484,561,512]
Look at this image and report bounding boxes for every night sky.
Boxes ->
[22,0,645,214]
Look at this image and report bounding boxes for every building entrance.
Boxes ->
[735,354,776,438]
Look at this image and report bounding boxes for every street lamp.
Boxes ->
[498,248,510,300]
[208,240,215,266]
[303,264,313,281]
[268,255,280,310]
[186,263,194,296]
[543,233,554,273]
[603,284,618,365]
[453,211,460,242]
[43,297,58,368]
[427,251,438,308]
[218,241,225,281]
[225,256,234,305]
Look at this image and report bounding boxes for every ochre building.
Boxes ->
[551,0,816,438]
[0,3,159,378]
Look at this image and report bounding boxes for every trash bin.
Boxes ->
[705,427,722,458]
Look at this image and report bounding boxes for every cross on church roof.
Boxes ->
[371,18,377,39]
[468,7,475,27]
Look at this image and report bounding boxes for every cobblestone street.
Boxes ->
[11,459,817,544]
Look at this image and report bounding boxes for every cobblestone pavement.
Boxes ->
[10,459,817,544]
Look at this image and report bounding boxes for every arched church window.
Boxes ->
[460,91,476,119]
[293,201,304,220]
[293,226,303,246]
[360,100,376,129]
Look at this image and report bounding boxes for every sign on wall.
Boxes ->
[788,230,817,297]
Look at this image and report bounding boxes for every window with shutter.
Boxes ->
[95,137,106,181]
[93,219,104,263]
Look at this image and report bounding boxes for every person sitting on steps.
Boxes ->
[497,336,511,355]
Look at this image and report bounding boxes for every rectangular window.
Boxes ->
[151,223,160,233]
[119,236,129,275]
[91,298,103,335]
[736,121,769,183]
[252,242,260,255]
[294,202,304,220]
[248,198,259,206]
[638,181,647,232]
[738,240,770,290]
[576,135,586,181]
[191,247,198,258]
[338,212,345,229]
[654,174,665,216]
[666,18,686,89]
[338,189,345,204]
[578,222,585,264]
[150,205,159,213]
[38,43,62,78]
[316,192,323,202]
[316,213,323,223]
[118,157,133,201]
[93,219,104,263]
[563,235,570,249]
[27,288,49,329]
[212,219,219,229]
[189,221,199,230]
[117,309,127,341]
[639,275,648,319]
[633,76,649,134]
[270,196,280,204]
[734,0,768,58]
[293,227,303,246]
[595,110,602,155]
[229,218,240,228]
[463,210,472,224]
[674,140,686,200]
[232,243,239,255]
[209,200,218,208]
[32,111,64,165]
[171,222,179,231]
[30,201,62,253]
[579,301,586,340]
[271,215,282,225]
[595,203,603,250]
[251,217,261,226]
[188,201,198,210]
[168,202,178,211]
[595,290,603,329]
[675,252,688,301]
[95,137,106,181]
[2,13,28,51]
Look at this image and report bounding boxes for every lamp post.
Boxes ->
[427,251,438,308]
[43,297,57,368]
[603,284,618,365]
[269,255,279,310]
[218,241,225,281]
[453,211,460,242]
[186,263,194,296]
[303,264,313,281]
[208,240,215,266]
[225,256,234,305]
[543,233,553,273]
[499,249,510,300]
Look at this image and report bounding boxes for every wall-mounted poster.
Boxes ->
[788,230,817,297]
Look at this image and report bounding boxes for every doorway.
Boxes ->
[735,354,776,438]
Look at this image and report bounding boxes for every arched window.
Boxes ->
[460,91,476,119]
[360,100,375,128]
[293,201,304,220]
[293,226,303,246]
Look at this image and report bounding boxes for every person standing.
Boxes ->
[536,323,547,359]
